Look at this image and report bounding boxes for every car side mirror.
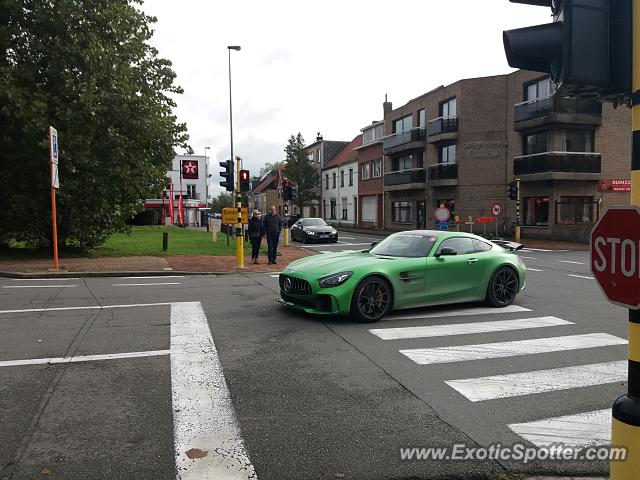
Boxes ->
[435,247,457,258]
[327,222,332,226]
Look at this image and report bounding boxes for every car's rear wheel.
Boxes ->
[351,276,392,323]
[485,266,519,307]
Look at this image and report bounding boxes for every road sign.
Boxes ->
[49,127,59,189]
[476,217,496,223]
[222,207,248,225]
[591,206,640,309]
[434,207,450,222]
[491,202,502,217]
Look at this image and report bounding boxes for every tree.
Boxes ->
[209,192,233,213]
[283,133,319,211]
[0,0,190,252]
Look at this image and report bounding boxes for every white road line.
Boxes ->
[400,333,627,365]
[370,317,572,341]
[559,260,585,265]
[0,350,171,368]
[509,409,610,448]
[119,275,185,279]
[269,274,280,278]
[171,302,255,479]
[0,302,171,315]
[387,305,531,321]
[521,248,553,252]
[112,282,181,287]
[519,256,537,260]
[566,274,594,280]
[446,360,627,402]
[2,285,79,289]
[339,236,356,239]
[11,278,80,281]
[526,268,543,272]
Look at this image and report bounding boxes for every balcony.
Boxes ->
[383,168,426,191]
[427,163,458,187]
[427,116,458,143]
[514,95,601,131]
[514,152,601,181]
[382,128,426,154]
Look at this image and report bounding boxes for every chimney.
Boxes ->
[316,132,323,142]
[383,93,392,115]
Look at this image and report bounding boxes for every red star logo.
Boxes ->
[182,161,198,178]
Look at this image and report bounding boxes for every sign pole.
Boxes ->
[49,127,59,271]
[611,3,640,477]
[235,156,244,268]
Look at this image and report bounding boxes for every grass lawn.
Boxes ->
[94,226,265,257]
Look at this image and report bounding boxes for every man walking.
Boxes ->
[264,205,282,265]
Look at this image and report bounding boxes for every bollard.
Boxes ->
[162,232,168,251]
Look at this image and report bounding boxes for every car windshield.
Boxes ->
[303,218,327,227]
[370,233,437,258]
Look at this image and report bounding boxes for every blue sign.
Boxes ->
[435,221,449,231]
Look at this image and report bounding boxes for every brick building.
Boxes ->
[356,120,384,229]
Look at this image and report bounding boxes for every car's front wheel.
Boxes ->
[350,275,392,323]
[485,266,519,307]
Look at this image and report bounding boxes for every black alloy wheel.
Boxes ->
[351,276,392,323]
[486,267,519,307]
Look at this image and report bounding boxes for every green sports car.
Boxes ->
[278,230,526,322]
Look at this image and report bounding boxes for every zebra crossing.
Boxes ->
[369,307,627,449]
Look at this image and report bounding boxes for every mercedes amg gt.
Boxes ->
[278,230,526,322]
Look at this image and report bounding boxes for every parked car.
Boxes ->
[290,217,338,243]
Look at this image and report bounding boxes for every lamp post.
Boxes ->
[204,146,210,231]
[228,45,243,267]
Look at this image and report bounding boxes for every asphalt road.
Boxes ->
[0,231,625,479]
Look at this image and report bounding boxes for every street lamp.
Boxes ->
[227,45,242,267]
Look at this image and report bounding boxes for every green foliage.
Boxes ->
[283,133,319,210]
[0,0,190,252]
[209,191,233,213]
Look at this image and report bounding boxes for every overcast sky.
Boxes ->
[140,0,551,197]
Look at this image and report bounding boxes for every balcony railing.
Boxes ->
[427,163,459,181]
[514,152,601,176]
[383,168,426,186]
[427,116,458,136]
[514,95,601,123]
[382,128,426,150]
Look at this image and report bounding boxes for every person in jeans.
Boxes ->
[264,205,282,265]
[248,210,264,264]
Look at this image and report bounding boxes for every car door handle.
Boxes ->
[467,258,478,264]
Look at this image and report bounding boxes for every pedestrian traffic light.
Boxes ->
[507,182,517,200]
[503,0,631,100]
[282,180,293,202]
[219,160,234,192]
[239,169,250,192]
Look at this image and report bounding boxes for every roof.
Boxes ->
[322,135,363,170]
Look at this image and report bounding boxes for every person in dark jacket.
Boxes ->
[264,205,282,264]
[248,210,264,264]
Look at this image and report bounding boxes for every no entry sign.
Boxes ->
[591,206,640,309]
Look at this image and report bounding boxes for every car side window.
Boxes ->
[437,237,474,255]
[473,239,493,253]
[294,220,302,227]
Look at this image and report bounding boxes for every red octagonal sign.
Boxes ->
[591,206,640,309]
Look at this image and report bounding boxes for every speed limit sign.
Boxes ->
[491,202,502,217]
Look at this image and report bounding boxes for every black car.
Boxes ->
[291,217,338,243]
[284,214,301,228]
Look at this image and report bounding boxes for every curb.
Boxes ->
[0,270,240,279]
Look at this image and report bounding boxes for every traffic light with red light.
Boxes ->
[239,169,250,192]
[283,180,293,202]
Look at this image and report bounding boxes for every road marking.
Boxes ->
[2,285,79,289]
[566,274,594,280]
[521,248,553,252]
[171,302,255,479]
[387,305,530,321]
[339,236,356,239]
[112,282,181,287]
[400,333,627,365]
[11,278,80,281]
[0,302,171,315]
[526,268,543,272]
[0,350,171,368]
[509,409,610,448]
[446,360,627,402]
[119,275,185,279]
[305,242,370,248]
[370,317,572,341]
[269,274,280,278]
[559,260,585,265]
[519,256,537,260]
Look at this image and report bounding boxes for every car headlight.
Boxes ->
[330,229,337,235]
[306,230,316,235]
[319,272,353,288]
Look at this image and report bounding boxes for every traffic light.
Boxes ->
[219,160,234,192]
[507,182,517,200]
[503,0,631,100]
[239,169,250,192]
[282,180,293,202]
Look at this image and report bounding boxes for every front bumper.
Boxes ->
[305,232,338,243]
[278,272,352,315]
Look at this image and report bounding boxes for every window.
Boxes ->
[332,172,336,189]
[473,239,493,253]
[418,109,425,128]
[392,201,412,223]
[394,115,412,133]
[325,174,329,190]
[362,163,371,180]
[438,237,474,255]
[186,185,196,198]
[330,200,337,219]
[349,168,353,186]
[363,124,384,144]
[342,198,348,220]
[372,159,382,178]
[340,170,344,187]
[316,148,320,161]
[526,77,551,101]
[562,129,594,152]
[524,197,550,226]
[393,155,412,172]
[523,132,548,155]
[440,97,457,118]
[557,196,597,224]
[439,144,456,164]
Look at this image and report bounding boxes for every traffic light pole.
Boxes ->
[611,2,640,476]
[283,200,289,246]
[235,156,244,268]
[515,178,521,242]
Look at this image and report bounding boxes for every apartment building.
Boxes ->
[321,135,362,227]
[356,120,385,229]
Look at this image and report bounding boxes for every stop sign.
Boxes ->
[591,206,640,309]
